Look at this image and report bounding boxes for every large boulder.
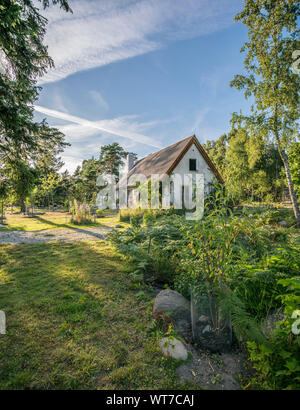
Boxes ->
[153,289,192,342]
[153,289,190,322]
[159,337,188,360]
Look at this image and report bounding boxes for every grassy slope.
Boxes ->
[0,241,188,389]
[0,212,128,231]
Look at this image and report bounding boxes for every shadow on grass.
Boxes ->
[0,241,171,390]
[33,215,112,231]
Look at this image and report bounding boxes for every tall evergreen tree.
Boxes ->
[99,143,129,180]
[0,0,71,158]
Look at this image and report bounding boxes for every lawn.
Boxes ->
[0,241,188,389]
[0,211,128,231]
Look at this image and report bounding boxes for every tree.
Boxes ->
[203,134,229,177]
[225,126,254,200]
[231,0,300,225]
[99,143,128,180]
[288,142,300,196]
[39,173,60,208]
[8,159,38,212]
[205,117,285,202]
[0,173,10,221]
[33,139,66,176]
[0,0,71,159]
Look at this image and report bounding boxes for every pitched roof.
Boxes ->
[119,135,224,186]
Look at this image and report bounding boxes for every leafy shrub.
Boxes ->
[109,215,187,285]
[96,209,104,218]
[109,197,300,388]
[247,277,300,390]
[259,209,295,227]
[119,208,144,223]
[70,200,95,225]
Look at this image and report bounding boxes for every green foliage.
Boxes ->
[247,277,300,390]
[99,143,129,180]
[0,0,70,158]
[231,0,300,223]
[95,209,103,217]
[119,208,145,223]
[110,191,299,390]
[70,200,95,225]
[288,142,300,196]
[204,129,285,203]
[109,213,187,285]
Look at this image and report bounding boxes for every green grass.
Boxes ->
[0,211,129,231]
[0,241,191,389]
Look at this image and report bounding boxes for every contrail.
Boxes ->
[34,105,162,149]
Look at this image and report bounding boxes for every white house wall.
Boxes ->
[171,143,215,192]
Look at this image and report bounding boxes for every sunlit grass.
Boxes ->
[0,211,129,231]
[0,241,188,390]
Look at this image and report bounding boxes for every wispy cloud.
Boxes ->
[34,105,162,148]
[39,0,241,84]
[88,90,109,111]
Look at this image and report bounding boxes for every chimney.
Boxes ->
[126,152,135,173]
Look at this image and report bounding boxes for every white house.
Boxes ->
[118,135,224,209]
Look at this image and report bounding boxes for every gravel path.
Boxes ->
[0,226,114,244]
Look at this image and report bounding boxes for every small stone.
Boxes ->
[202,325,211,334]
[114,225,123,228]
[159,337,188,360]
[197,315,210,324]
[278,220,287,227]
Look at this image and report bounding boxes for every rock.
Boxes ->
[114,225,123,228]
[159,337,188,360]
[154,289,192,341]
[153,289,190,323]
[175,319,192,343]
[278,220,288,227]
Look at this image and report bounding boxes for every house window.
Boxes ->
[189,159,197,171]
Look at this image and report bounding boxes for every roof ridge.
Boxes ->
[132,135,194,167]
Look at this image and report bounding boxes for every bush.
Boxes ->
[109,215,188,285]
[247,277,300,390]
[109,199,300,388]
[70,200,95,225]
[259,208,295,227]
[96,209,104,218]
[119,208,144,223]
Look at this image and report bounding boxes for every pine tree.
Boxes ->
[0,0,71,158]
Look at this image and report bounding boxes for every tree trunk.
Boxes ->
[275,132,300,227]
[273,104,300,227]
[280,150,300,227]
[20,201,26,214]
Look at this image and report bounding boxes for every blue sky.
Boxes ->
[34,0,251,173]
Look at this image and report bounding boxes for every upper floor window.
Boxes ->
[189,159,197,171]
